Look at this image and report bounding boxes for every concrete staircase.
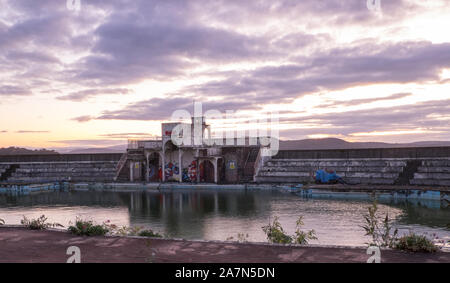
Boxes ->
[6,162,116,183]
[255,159,407,185]
[0,164,19,181]
[411,160,450,186]
[0,164,9,180]
[241,147,260,183]
[114,153,129,182]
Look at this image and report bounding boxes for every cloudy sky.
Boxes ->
[0,0,449,149]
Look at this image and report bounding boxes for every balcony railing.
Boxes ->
[128,138,163,149]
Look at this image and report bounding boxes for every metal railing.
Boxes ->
[128,138,162,149]
[114,153,128,181]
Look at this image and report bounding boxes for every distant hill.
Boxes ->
[66,144,127,154]
[4,138,449,155]
[279,138,450,150]
[0,147,58,155]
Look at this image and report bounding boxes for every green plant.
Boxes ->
[109,224,162,237]
[68,218,110,236]
[67,218,163,238]
[293,216,318,245]
[114,225,136,236]
[262,216,292,244]
[21,215,63,230]
[395,232,438,253]
[226,233,250,243]
[138,229,162,238]
[361,200,398,248]
[262,216,317,245]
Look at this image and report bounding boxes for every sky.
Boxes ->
[0,0,449,149]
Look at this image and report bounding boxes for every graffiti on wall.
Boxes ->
[165,162,180,181]
[182,160,198,182]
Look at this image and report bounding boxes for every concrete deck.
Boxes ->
[0,227,448,263]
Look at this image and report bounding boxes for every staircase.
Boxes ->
[114,153,128,181]
[241,147,260,183]
[0,164,20,182]
[394,160,421,185]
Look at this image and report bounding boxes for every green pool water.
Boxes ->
[0,189,448,247]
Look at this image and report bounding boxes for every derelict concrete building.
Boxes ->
[115,117,265,184]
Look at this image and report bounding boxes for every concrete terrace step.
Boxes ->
[14,168,116,173]
[11,172,116,177]
[7,176,115,182]
[260,166,404,173]
[257,170,399,179]
[266,160,407,167]
[18,163,116,169]
[417,166,450,173]
[254,176,396,184]
[410,179,450,186]
[414,173,450,179]
[421,160,450,166]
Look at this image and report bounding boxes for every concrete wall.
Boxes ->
[0,154,121,183]
[0,153,122,163]
[273,147,450,159]
[255,159,407,184]
[256,147,450,186]
[4,162,117,183]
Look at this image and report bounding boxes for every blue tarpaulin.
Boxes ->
[315,169,341,183]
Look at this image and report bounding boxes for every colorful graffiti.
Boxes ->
[182,160,198,182]
[164,162,180,181]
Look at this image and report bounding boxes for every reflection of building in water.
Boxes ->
[125,190,266,238]
[115,116,267,184]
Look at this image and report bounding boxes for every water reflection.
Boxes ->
[0,190,448,246]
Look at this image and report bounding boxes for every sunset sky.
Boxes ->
[1,0,450,150]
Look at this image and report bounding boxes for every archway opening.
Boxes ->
[201,160,215,183]
[147,152,161,182]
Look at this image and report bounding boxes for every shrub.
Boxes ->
[226,233,250,243]
[111,225,162,237]
[67,219,162,238]
[395,232,438,253]
[21,215,63,230]
[361,201,398,248]
[262,216,292,244]
[138,229,162,238]
[68,218,109,236]
[294,216,318,245]
[262,216,317,245]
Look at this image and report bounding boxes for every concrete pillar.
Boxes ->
[129,161,134,182]
[161,147,165,183]
[214,158,218,184]
[197,159,200,183]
